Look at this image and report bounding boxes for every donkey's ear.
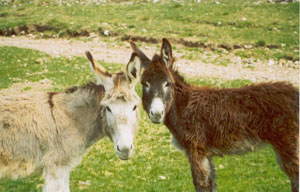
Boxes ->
[126,52,141,87]
[130,41,150,68]
[161,38,173,68]
[85,51,113,90]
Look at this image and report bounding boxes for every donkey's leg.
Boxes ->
[187,152,216,192]
[43,166,71,192]
[274,150,299,192]
[271,135,299,192]
[208,157,217,192]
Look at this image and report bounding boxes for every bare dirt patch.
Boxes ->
[1,25,291,59]
[0,79,53,95]
[0,36,298,86]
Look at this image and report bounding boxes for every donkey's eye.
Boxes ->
[142,82,149,88]
[106,106,112,113]
[165,81,172,87]
[133,105,137,111]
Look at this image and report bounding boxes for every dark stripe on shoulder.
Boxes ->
[48,92,58,108]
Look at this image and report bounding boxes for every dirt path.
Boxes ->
[0,36,298,86]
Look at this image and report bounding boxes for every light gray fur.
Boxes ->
[0,52,141,192]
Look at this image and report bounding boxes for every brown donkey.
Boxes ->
[130,39,299,192]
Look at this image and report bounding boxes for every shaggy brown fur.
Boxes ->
[132,39,299,192]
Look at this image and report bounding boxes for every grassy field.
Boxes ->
[0,46,290,192]
[0,0,299,61]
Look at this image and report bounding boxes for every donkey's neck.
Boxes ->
[164,76,191,144]
[56,84,106,147]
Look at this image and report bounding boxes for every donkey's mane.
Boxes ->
[65,81,105,95]
[158,53,190,88]
[170,67,190,87]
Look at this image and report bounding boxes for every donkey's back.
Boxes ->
[242,82,298,139]
[193,82,299,150]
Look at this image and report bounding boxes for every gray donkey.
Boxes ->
[0,51,142,192]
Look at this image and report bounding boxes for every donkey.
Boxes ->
[130,38,299,192]
[0,51,142,192]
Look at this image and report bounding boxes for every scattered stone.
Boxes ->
[104,30,110,36]
[254,1,263,5]
[159,176,166,180]
[88,32,97,39]
[244,44,252,49]
[0,36,298,86]
[242,59,251,64]
[78,180,91,190]
[268,59,275,66]
[27,33,37,38]
[218,44,232,51]
[102,22,109,26]
[233,44,242,49]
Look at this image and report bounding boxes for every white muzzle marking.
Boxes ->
[149,97,165,123]
[115,127,134,160]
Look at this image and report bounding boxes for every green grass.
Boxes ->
[0,46,290,191]
[0,0,298,61]
[0,46,122,90]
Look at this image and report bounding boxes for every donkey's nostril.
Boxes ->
[117,145,121,152]
[130,144,133,149]
[150,110,154,116]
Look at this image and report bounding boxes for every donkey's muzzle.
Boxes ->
[116,144,134,160]
[149,110,164,124]
[149,98,165,124]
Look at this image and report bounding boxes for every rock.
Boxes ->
[279,59,286,66]
[104,30,110,36]
[13,26,21,34]
[244,44,252,49]
[102,22,109,26]
[27,24,37,33]
[268,59,275,66]
[88,32,97,39]
[242,59,251,64]
[27,33,37,38]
